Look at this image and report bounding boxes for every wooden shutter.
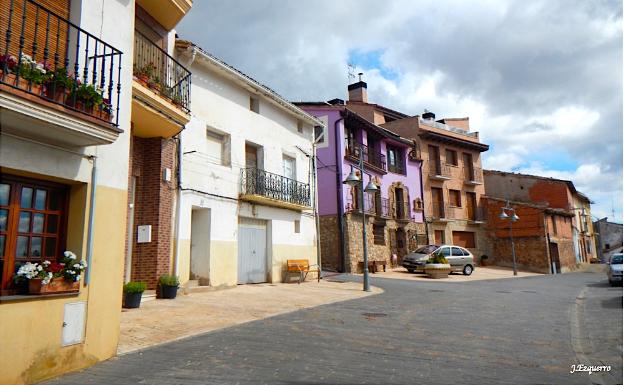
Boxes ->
[452,231,475,248]
[1,0,70,69]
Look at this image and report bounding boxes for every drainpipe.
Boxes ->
[334,116,346,272]
[418,156,428,244]
[85,156,97,285]
[173,132,184,277]
[311,140,321,281]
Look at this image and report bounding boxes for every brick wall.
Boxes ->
[129,136,177,289]
[491,236,551,273]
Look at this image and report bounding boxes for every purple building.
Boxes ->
[297,92,426,273]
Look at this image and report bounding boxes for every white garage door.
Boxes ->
[238,218,267,284]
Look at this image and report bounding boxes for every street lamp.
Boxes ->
[499,201,519,276]
[343,149,378,292]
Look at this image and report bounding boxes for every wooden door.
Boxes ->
[431,187,444,218]
[463,153,474,179]
[549,242,560,273]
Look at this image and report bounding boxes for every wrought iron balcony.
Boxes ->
[376,197,391,218]
[133,30,191,113]
[394,200,412,221]
[463,166,483,184]
[345,139,387,172]
[1,0,123,127]
[345,194,375,215]
[428,161,451,180]
[240,168,310,209]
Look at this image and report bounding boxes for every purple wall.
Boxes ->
[304,106,424,223]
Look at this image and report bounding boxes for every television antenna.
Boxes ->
[348,63,356,83]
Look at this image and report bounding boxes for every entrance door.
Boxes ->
[549,242,560,273]
[428,145,441,174]
[463,153,474,180]
[395,188,405,219]
[282,155,296,202]
[431,187,444,218]
[190,208,211,285]
[238,218,267,284]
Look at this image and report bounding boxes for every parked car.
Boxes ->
[607,253,623,286]
[403,245,475,275]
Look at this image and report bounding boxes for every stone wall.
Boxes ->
[554,238,576,273]
[319,215,342,272]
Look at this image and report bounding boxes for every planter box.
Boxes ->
[123,292,143,309]
[159,285,178,299]
[424,263,452,279]
[28,278,79,294]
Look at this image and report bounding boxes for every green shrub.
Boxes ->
[123,281,146,294]
[158,274,180,287]
[427,252,448,264]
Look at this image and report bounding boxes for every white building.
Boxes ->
[174,41,323,287]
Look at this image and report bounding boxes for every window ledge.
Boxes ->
[0,291,80,303]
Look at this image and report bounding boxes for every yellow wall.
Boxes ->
[0,186,127,385]
[209,240,238,287]
[271,244,318,283]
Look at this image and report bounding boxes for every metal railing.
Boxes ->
[134,30,191,113]
[388,162,406,175]
[429,161,451,178]
[1,0,123,126]
[376,197,391,218]
[394,200,411,220]
[240,168,310,207]
[345,140,387,171]
[463,166,483,183]
[430,201,446,219]
[346,194,375,215]
[467,205,486,221]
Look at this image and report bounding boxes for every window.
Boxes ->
[282,155,296,180]
[314,125,325,144]
[294,220,300,233]
[449,190,461,207]
[297,120,304,133]
[434,230,445,245]
[205,129,230,166]
[0,176,68,290]
[373,225,385,245]
[551,216,558,235]
[452,247,466,256]
[438,247,452,256]
[445,149,458,166]
[585,239,592,254]
[387,146,405,174]
[250,96,259,113]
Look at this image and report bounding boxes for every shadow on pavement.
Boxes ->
[601,296,623,309]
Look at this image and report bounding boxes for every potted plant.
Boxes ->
[133,62,156,86]
[424,252,452,279]
[0,54,18,83]
[13,53,51,94]
[44,67,73,103]
[13,251,86,294]
[480,255,489,266]
[66,82,104,113]
[158,274,179,299]
[122,281,146,309]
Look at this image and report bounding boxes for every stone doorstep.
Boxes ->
[141,290,156,302]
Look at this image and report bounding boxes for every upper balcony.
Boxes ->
[0,0,123,147]
[463,166,484,185]
[428,161,452,181]
[345,194,375,215]
[345,139,387,174]
[136,0,193,31]
[132,31,191,138]
[239,168,311,211]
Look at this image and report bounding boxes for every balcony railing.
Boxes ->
[376,197,391,218]
[1,0,123,126]
[463,166,483,184]
[394,200,411,221]
[346,194,375,215]
[240,168,310,207]
[388,162,406,175]
[345,140,387,171]
[467,205,486,222]
[428,161,451,179]
[134,30,191,113]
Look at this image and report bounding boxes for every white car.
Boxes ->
[402,244,475,275]
[607,253,623,286]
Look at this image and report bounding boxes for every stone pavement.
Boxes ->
[118,279,382,354]
[44,272,622,385]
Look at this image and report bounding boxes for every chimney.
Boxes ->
[348,73,367,103]
[422,109,435,120]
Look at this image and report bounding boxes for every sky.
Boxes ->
[177,0,623,223]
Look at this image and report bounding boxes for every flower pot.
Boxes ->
[28,278,80,294]
[135,74,149,87]
[123,292,143,309]
[159,284,178,299]
[424,263,452,279]
[44,84,67,104]
[1,72,16,86]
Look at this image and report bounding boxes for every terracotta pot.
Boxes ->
[1,72,17,86]
[28,278,80,295]
[44,84,67,104]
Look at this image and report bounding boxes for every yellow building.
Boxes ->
[0,0,193,383]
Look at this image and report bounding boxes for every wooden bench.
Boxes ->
[286,259,320,284]
[357,260,387,274]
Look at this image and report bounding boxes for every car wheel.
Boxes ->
[407,269,415,273]
[463,265,473,276]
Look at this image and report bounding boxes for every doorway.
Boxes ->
[238,218,268,284]
[190,208,211,285]
[549,242,561,273]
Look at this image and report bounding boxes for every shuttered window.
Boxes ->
[452,231,476,249]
